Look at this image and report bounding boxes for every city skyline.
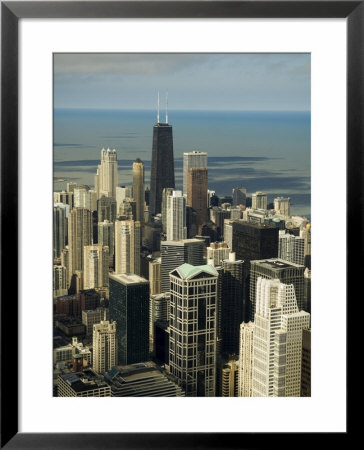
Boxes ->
[53,52,311,399]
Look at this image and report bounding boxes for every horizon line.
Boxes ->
[54,107,311,113]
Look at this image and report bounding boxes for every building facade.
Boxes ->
[114,219,141,275]
[278,231,305,266]
[83,244,109,290]
[92,320,117,374]
[252,191,267,210]
[109,273,150,365]
[149,118,175,216]
[183,151,207,197]
[95,148,118,199]
[274,196,291,216]
[238,321,254,397]
[68,207,92,285]
[132,158,145,224]
[166,190,187,241]
[251,277,310,397]
[169,264,218,397]
[250,258,306,321]
[160,239,205,293]
[98,220,114,267]
[187,167,208,227]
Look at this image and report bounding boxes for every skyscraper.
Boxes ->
[166,190,187,241]
[98,220,114,268]
[97,195,117,223]
[92,320,117,374]
[238,321,254,397]
[161,187,175,234]
[220,358,239,397]
[278,230,305,266]
[109,273,150,365]
[220,252,244,355]
[132,158,145,224]
[53,265,68,298]
[231,221,279,319]
[252,191,267,209]
[207,242,230,266]
[274,197,291,216]
[251,277,310,397]
[232,221,279,264]
[83,244,109,290]
[149,258,161,295]
[250,258,306,321]
[232,188,247,207]
[68,207,92,285]
[187,167,208,227]
[183,151,207,197]
[149,96,175,216]
[53,204,68,259]
[114,219,141,275]
[160,239,205,292]
[169,263,218,396]
[149,293,170,353]
[74,185,96,211]
[301,328,311,397]
[95,148,118,199]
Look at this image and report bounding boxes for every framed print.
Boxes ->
[1,1,356,448]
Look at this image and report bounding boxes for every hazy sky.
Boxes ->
[54,53,310,111]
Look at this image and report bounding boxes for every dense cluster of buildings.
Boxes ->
[53,107,311,397]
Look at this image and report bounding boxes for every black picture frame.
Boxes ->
[1,1,354,448]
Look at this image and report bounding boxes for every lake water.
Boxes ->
[54,108,311,219]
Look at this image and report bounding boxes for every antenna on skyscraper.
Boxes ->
[157,91,160,123]
[166,91,169,124]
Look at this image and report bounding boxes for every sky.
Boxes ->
[54,53,310,111]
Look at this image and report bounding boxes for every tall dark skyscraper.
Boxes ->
[149,94,175,216]
[232,221,279,320]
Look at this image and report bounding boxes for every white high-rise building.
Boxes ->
[114,219,141,275]
[224,219,235,251]
[252,191,267,210]
[274,197,291,216]
[207,242,230,266]
[238,321,254,397]
[169,263,218,397]
[251,277,310,397]
[278,231,305,266]
[74,185,96,211]
[300,223,311,257]
[116,186,132,211]
[92,321,117,374]
[183,151,207,197]
[95,148,118,199]
[83,244,109,290]
[166,190,187,241]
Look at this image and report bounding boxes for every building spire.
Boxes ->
[166,91,168,124]
[157,91,160,124]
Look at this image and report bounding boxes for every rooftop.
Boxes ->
[251,258,304,269]
[109,273,149,285]
[162,238,203,246]
[173,263,218,279]
[59,370,109,393]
